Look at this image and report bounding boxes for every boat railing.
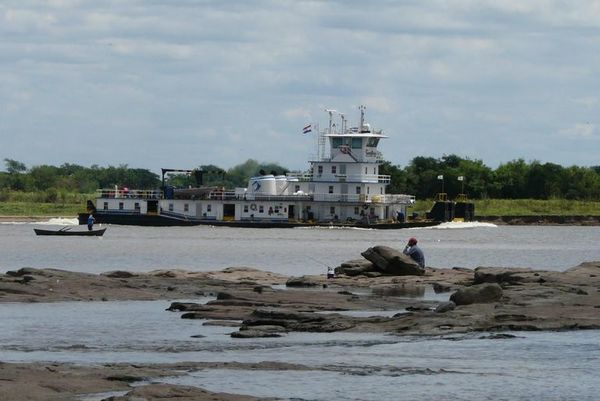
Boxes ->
[243,194,313,201]
[286,172,313,181]
[95,189,161,199]
[286,173,391,183]
[379,194,416,204]
[311,193,411,203]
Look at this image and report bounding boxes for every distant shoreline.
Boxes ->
[477,215,600,226]
[0,216,75,223]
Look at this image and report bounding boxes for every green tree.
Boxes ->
[379,160,408,194]
[493,159,530,198]
[4,158,26,174]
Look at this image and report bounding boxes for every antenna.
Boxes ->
[340,113,346,134]
[359,105,366,129]
[325,109,337,135]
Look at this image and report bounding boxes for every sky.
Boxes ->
[1,0,599,174]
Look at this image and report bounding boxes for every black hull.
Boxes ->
[35,228,106,236]
[79,212,440,229]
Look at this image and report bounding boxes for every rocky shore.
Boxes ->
[0,361,288,401]
[1,248,599,400]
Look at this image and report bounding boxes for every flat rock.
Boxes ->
[450,283,503,305]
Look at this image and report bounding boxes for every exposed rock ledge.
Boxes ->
[2,261,599,338]
[2,259,599,401]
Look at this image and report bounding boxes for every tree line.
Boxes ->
[381,155,600,200]
[1,156,599,201]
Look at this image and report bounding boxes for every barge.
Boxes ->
[79,107,473,228]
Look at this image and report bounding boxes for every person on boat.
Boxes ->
[87,214,95,231]
[403,237,425,269]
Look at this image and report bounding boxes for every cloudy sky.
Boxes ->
[1,0,599,174]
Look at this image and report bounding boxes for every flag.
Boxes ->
[437,175,444,180]
[457,176,464,181]
[302,124,312,134]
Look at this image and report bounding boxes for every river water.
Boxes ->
[1,220,600,400]
[1,220,599,274]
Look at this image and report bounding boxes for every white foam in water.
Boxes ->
[35,217,79,226]
[413,221,498,230]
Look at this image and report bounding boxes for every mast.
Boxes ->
[359,105,366,130]
[323,109,337,160]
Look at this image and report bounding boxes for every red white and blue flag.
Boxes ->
[302,124,312,134]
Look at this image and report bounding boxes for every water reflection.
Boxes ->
[1,299,599,400]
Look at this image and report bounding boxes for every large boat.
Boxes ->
[79,107,473,228]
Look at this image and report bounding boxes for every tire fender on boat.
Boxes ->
[250,203,257,211]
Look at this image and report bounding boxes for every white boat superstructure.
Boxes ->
[85,106,419,227]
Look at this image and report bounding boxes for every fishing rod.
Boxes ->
[305,254,334,269]
[305,255,337,279]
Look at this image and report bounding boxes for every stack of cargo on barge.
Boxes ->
[79,107,474,228]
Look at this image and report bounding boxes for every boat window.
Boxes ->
[328,186,334,194]
[294,185,300,192]
[380,187,383,194]
[207,204,212,212]
[119,202,124,210]
[134,202,140,211]
[103,202,108,210]
[355,186,361,194]
[274,206,279,213]
[244,205,249,213]
[317,165,323,175]
[351,138,362,149]
[331,137,343,148]
[367,138,379,147]
[330,206,335,215]
[365,167,368,174]
[168,203,173,212]
[259,205,264,213]
[367,187,370,194]
[331,165,337,174]
[354,206,360,215]
[184,203,189,212]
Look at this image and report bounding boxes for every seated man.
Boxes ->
[403,237,425,269]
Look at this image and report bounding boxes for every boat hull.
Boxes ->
[34,228,107,236]
[78,212,439,229]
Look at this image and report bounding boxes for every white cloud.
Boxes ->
[1,0,600,170]
[558,123,596,139]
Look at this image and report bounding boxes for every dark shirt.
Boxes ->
[403,245,425,268]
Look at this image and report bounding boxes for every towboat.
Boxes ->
[79,106,474,228]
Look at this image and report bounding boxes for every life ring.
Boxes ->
[250,204,257,211]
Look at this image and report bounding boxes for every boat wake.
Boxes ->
[35,217,79,226]
[412,221,497,230]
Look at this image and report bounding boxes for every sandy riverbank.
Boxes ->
[0,216,65,223]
